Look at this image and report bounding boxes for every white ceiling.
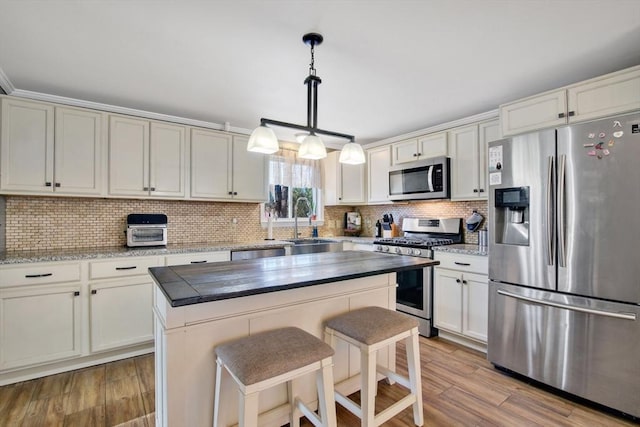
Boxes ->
[0,0,639,146]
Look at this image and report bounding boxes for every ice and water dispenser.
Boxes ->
[494,186,530,246]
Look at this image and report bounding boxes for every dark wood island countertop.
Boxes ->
[149,251,438,307]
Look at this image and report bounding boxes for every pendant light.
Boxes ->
[248,33,364,164]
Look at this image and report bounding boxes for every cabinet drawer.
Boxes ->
[434,252,487,275]
[0,262,81,287]
[165,251,230,266]
[89,257,162,280]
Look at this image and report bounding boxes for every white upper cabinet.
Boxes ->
[230,135,267,202]
[367,145,391,204]
[1,98,103,195]
[501,65,640,136]
[323,151,365,205]
[109,115,185,198]
[391,131,447,165]
[448,119,499,200]
[190,129,266,201]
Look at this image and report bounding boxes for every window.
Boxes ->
[261,149,323,225]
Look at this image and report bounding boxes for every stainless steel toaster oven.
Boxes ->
[126,214,167,247]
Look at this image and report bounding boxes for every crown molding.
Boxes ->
[363,109,499,149]
[0,67,15,94]
[7,89,254,135]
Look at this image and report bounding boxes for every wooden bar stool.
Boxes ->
[213,327,337,427]
[324,306,423,426]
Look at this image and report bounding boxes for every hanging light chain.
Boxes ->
[309,43,316,76]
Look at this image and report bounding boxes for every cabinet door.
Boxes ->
[190,129,232,199]
[478,120,500,197]
[231,135,267,201]
[448,124,480,200]
[0,98,54,192]
[391,139,418,165]
[461,272,488,343]
[339,162,365,204]
[417,131,447,158]
[0,284,82,369]
[568,68,640,123]
[55,107,103,195]
[109,115,149,196]
[90,278,153,352]
[322,152,339,206]
[149,122,186,198]
[433,268,462,334]
[500,90,567,137]
[367,146,390,203]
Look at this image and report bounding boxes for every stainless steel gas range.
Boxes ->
[374,217,463,337]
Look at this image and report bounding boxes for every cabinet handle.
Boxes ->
[413,153,418,157]
[479,188,485,193]
[91,289,97,295]
[454,262,471,266]
[558,112,565,119]
[150,187,156,191]
[473,189,478,193]
[456,278,461,283]
[74,291,80,296]
[568,111,575,117]
[462,280,468,285]
[228,191,233,195]
[417,153,422,156]
[115,266,137,270]
[55,183,61,187]
[233,192,237,196]
[25,273,53,278]
[190,260,207,264]
[143,187,149,191]
[45,182,52,187]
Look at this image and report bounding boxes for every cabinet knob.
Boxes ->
[74,291,80,296]
[143,187,149,191]
[150,187,156,191]
[473,189,478,193]
[568,111,575,117]
[456,278,461,283]
[55,183,61,187]
[417,153,422,156]
[233,192,237,196]
[558,112,566,119]
[45,182,52,187]
[479,188,485,193]
[228,191,233,195]
[413,153,418,157]
[462,280,468,285]
[91,289,97,295]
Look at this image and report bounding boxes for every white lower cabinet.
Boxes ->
[433,252,488,350]
[0,283,82,370]
[88,256,162,353]
[89,278,154,353]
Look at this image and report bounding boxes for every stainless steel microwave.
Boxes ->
[388,156,450,201]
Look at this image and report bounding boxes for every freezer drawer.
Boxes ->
[488,281,640,418]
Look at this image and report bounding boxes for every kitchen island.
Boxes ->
[149,251,437,427]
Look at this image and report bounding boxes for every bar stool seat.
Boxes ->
[214,327,337,427]
[325,306,423,426]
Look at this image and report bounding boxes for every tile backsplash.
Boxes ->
[5,196,488,251]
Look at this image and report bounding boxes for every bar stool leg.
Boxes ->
[316,359,337,427]
[240,390,259,427]
[213,359,223,427]
[406,330,424,426]
[288,380,301,427]
[361,346,377,427]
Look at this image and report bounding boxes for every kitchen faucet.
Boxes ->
[293,197,312,239]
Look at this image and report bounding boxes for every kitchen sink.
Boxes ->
[284,238,343,255]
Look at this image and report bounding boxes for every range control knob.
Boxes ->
[394,247,402,254]
[413,249,422,256]
[375,245,382,251]
[383,246,390,253]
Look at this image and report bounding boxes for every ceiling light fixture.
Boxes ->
[247,33,365,164]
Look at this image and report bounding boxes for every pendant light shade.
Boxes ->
[298,134,327,159]
[339,142,366,165]
[247,125,279,154]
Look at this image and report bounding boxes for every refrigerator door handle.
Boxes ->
[558,154,567,267]
[497,290,637,320]
[546,156,555,266]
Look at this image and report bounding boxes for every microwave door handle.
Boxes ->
[427,165,434,192]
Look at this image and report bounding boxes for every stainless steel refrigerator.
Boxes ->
[487,111,640,419]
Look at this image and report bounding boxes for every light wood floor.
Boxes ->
[0,337,636,426]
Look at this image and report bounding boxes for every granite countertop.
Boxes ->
[432,244,488,256]
[0,240,292,265]
[149,251,438,307]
